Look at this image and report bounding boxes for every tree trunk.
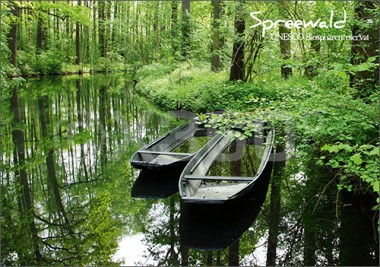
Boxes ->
[98,1,106,57]
[305,36,321,78]
[349,1,379,98]
[36,4,43,53]
[105,1,111,59]
[211,0,221,72]
[229,0,245,81]
[112,1,118,45]
[8,2,43,262]
[36,0,48,53]
[181,0,191,58]
[8,0,18,66]
[76,0,82,69]
[155,2,161,59]
[171,1,179,53]
[279,23,292,79]
[53,0,60,50]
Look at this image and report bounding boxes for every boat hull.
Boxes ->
[179,121,275,205]
[131,122,216,171]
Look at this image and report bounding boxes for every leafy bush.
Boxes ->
[136,60,379,201]
[35,49,64,75]
[136,62,279,112]
[18,49,64,75]
[320,143,379,204]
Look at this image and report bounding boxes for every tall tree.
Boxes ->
[171,1,179,53]
[98,1,106,57]
[277,3,292,79]
[76,0,82,70]
[279,23,292,78]
[181,0,191,58]
[304,36,321,78]
[211,0,222,71]
[229,0,245,81]
[349,1,379,98]
[8,1,43,263]
[36,1,44,53]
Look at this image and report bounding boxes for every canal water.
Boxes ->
[2,74,378,266]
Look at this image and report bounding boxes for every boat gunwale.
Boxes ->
[131,121,214,170]
[179,122,275,204]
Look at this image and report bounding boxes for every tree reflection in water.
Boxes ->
[2,74,378,266]
[2,74,179,265]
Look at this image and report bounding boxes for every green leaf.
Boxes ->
[372,181,379,194]
[321,144,331,151]
[350,153,363,165]
[369,147,379,156]
[233,131,242,138]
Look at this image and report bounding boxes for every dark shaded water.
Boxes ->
[1,74,378,266]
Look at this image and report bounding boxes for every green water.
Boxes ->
[1,74,378,266]
[1,74,181,265]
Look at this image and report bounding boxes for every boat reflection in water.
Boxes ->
[179,162,272,251]
[131,167,183,199]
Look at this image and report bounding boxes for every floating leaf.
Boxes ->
[233,131,242,138]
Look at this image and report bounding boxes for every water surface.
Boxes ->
[1,74,378,266]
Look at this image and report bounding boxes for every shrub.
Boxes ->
[18,49,64,75]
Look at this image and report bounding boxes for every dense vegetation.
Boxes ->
[1,0,379,266]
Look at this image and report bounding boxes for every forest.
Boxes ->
[1,0,379,266]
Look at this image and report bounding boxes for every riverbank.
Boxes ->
[5,59,136,78]
[134,61,281,113]
[134,61,379,203]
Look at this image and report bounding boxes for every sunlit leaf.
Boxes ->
[350,153,363,165]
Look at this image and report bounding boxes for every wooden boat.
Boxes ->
[179,121,274,204]
[180,170,271,250]
[131,121,215,170]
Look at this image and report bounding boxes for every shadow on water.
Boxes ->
[131,167,183,199]
[179,162,272,251]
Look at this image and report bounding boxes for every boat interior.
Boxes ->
[181,130,271,201]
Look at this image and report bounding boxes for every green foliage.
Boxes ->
[320,143,379,202]
[138,59,379,204]
[18,49,65,75]
[196,112,270,141]
[349,56,378,74]
[80,192,121,265]
[93,57,129,73]
[136,62,279,112]
[1,0,378,264]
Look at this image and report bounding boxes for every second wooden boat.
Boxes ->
[131,121,215,170]
[179,120,274,204]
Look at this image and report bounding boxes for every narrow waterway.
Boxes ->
[2,74,378,266]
